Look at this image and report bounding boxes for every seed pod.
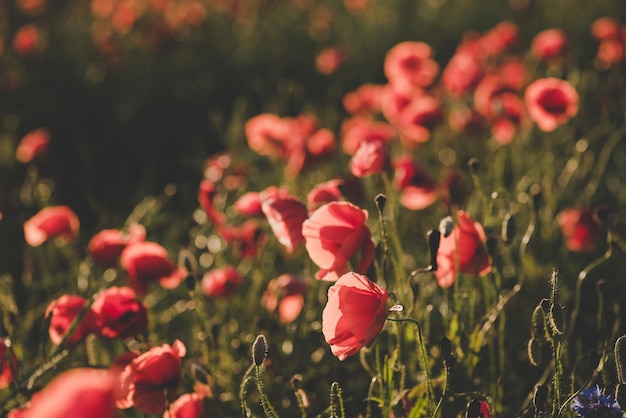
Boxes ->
[190,363,210,384]
[527,338,543,366]
[548,303,567,337]
[252,334,268,366]
[533,385,549,412]
[531,304,547,340]
[374,194,387,213]
[616,384,625,409]
[439,216,454,238]
[615,335,626,384]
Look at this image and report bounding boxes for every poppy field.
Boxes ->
[2,0,626,417]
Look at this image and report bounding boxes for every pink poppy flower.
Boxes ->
[163,392,206,418]
[306,127,335,157]
[395,94,442,145]
[384,41,439,93]
[342,83,385,116]
[90,286,148,339]
[322,272,388,360]
[349,139,386,178]
[307,179,343,212]
[480,21,519,57]
[245,113,291,160]
[441,51,482,96]
[16,368,118,418]
[340,116,396,155]
[591,17,622,41]
[315,46,347,75]
[15,128,50,163]
[88,224,146,267]
[0,338,17,389]
[302,201,374,281]
[261,274,307,323]
[435,211,492,288]
[201,265,242,298]
[531,28,568,62]
[261,191,308,254]
[524,78,579,132]
[45,294,95,346]
[115,340,186,414]
[218,220,266,259]
[120,241,187,294]
[392,156,438,210]
[23,205,80,247]
[557,207,602,253]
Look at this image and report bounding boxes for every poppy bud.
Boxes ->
[427,229,441,271]
[190,363,210,385]
[252,334,268,366]
[439,216,454,238]
[615,335,626,384]
[375,193,387,213]
[467,157,480,174]
[533,384,549,412]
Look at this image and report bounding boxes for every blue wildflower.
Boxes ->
[572,385,624,417]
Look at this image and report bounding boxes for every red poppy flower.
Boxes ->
[197,179,227,226]
[120,241,187,294]
[384,41,439,93]
[115,340,186,414]
[88,224,146,267]
[441,51,482,96]
[349,139,386,178]
[261,274,307,323]
[201,265,242,298]
[341,116,396,156]
[557,207,602,253]
[524,77,579,132]
[16,368,118,418]
[395,94,442,145]
[342,83,385,116]
[322,272,389,360]
[435,211,492,288]
[0,338,17,389]
[261,191,308,254]
[306,179,343,212]
[392,155,438,210]
[163,392,206,418]
[46,294,95,346]
[218,220,266,259]
[12,24,44,57]
[15,128,50,163]
[531,28,568,62]
[302,201,374,281]
[90,286,148,339]
[315,46,347,75]
[480,21,519,57]
[23,206,80,247]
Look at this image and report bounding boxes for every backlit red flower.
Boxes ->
[315,46,347,75]
[341,116,396,155]
[302,201,374,281]
[435,211,492,288]
[392,155,438,210]
[322,272,388,360]
[90,286,148,339]
[0,338,17,389]
[441,51,482,96]
[342,83,385,116]
[524,78,579,132]
[557,207,602,253]
[261,191,308,254]
[307,179,343,212]
[88,224,146,267]
[261,274,307,323]
[17,368,118,418]
[45,294,94,346]
[23,206,80,247]
[395,94,442,145]
[531,28,568,62]
[115,340,186,414]
[384,41,439,93]
[120,241,187,294]
[163,392,206,418]
[201,265,242,298]
[15,128,50,163]
[349,139,386,178]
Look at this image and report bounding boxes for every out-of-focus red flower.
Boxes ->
[349,139,386,178]
[531,28,568,62]
[45,295,95,346]
[23,206,80,247]
[392,155,438,210]
[218,220,265,259]
[90,286,148,339]
[447,107,485,133]
[315,46,347,75]
[201,265,242,298]
[384,41,439,94]
[245,113,291,161]
[115,340,186,414]
[343,0,368,14]
[16,0,47,16]
[307,179,343,212]
[341,116,396,155]
[260,191,308,254]
[120,241,187,294]
[16,368,118,418]
[342,83,385,116]
[302,201,374,281]
[12,24,44,57]
[525,77,579,132]
[557,207,602,253]
[395,94,442,145]
[163,392,206,418]
[591,17,622,41]
[15,128,50,163]
[88,224,146,267]
[306,128,335,157]
[322,272,388,360]
[0,338,17,389]
[435,210,492,288]
[441,52,482,96]
[480,21,519,57]
[261,274,307,323]
[233,191,263,217]
[197,179,227,226]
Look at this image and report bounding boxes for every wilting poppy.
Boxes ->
[322,272,389,360]
[302,201,374,281]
